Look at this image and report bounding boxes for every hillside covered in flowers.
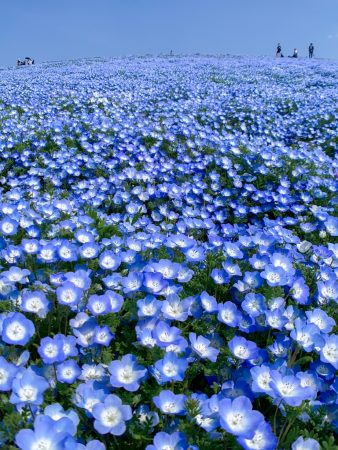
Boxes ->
[0,55,337,450]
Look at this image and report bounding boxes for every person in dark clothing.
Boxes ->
[288,48,298,58]
[309,43,314,58]
[276,43,284,57]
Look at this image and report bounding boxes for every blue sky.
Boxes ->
[1,0,338,66]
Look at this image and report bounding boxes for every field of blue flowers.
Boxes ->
[0,55,337,450]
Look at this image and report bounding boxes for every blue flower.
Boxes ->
[320,334,338,369]
[10,367,49,407]
[146,431,188,450]
[56,359,81,384]
[189,333,220,362]
[291,436,320,450]
[92,394,132,435]
[153,390,187,415]
[261,264,288,287]
[219,396,264,437]
[228,336,259,361]
[20,290,50,318]
[1,312,35,346]
[269,371,313,406]
[0,356,18,391]
[38,336,65,364]
[15,415,74,450]
[237,421,277,450]
[56,281,83,308]
[109,354,147,392]
[154,352,188,383]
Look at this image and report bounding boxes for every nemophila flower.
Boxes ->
[228,336,259,361]
[154,352,188,383]
[290,277,310,305]
[93,325,114,346]
[189,333,220,362]
[56,281,83,308]
[121,271,143,293]
[153,321,184,349]
[243,271,263,289]
[211,268,229,285]
[56,359,81,384]
[151,259,180,279]
[242,293,265,317]
[136,404,159,428]
[237,421,277,450]
[65,270,92,290]
[20,290,50,318]
[324,216,338,236]
[15,415,74,450]
[92,394,132,435]
[72,316,97,348]
[137,295,162,318]
[57,240,78,262]
[200,291,218,313]
[0,355,18,391]
[184,245,205,263]
[74,229,95,244]
[109,354,147,392]
[290,319,323,352]
[176,265,194,283]
[2,266,30,284]
[38,336,65,364]
[21,239,41,254]
[1,312,35,346]
[143,272,168,294]
[261,264,288,287]
[217,301,242,327]
[73,381,106,414]
[0,276,14,298]
[0,217,18,235]
[79,364,106,382]
[99,250,121,271]
[296,371,321,399]
[153,390,187,415]
[224,242,244,259]
[161,294,190,321]
[219,396,264,438]
[79,242,100,259]
[320,334,338,369]
[10,367,49,407]
[222,259,242,277]
[265,308,288,330]
[250,365,273,395]
[306,308,336,334]
[38,244,57,263]
[87,293,111,315]
[44,403,80,436]
[317,279,338,303]
[106,290,124,312]
[269,371,313,406]
[146,431,188,450]
[291,436,320,450]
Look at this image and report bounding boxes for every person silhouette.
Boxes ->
[309,43,314,58]
[276,43,283,57]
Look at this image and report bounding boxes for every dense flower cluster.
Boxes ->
[0,55,337,449]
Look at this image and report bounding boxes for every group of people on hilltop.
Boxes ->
[17,57,35,66]
[276,43,314,59]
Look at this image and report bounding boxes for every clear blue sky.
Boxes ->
[1,0,338,66]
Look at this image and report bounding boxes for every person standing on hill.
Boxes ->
[276,43,284,57]
[309,43,314,58]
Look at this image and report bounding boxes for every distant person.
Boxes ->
[289,48,298,58]
[276,43,284,57]
[309,43,314,58]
